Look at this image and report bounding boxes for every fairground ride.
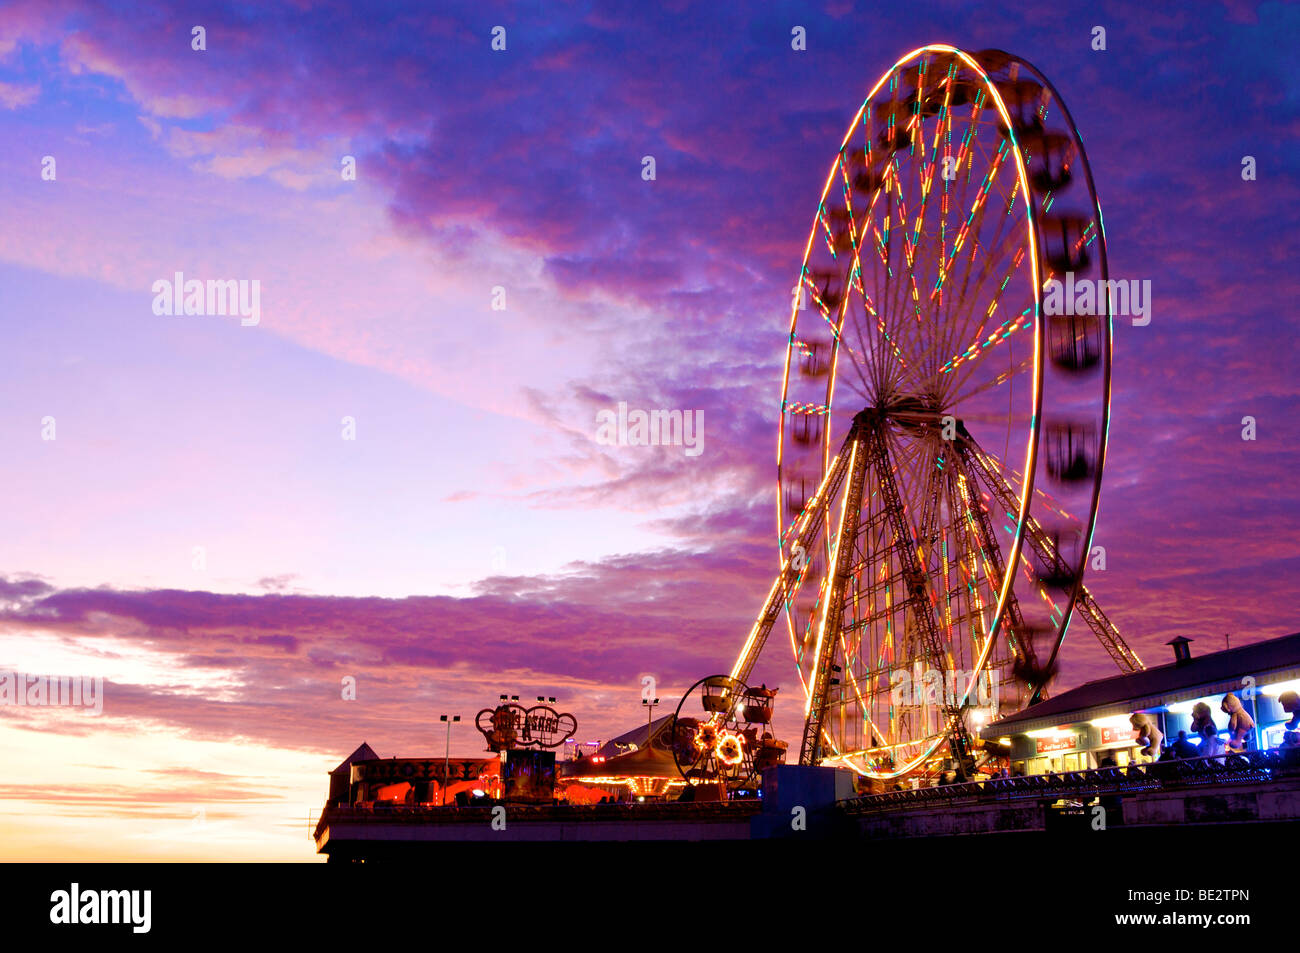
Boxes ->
[689,45,1148,789]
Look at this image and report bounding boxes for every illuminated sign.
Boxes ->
[349,758,497,785]
[502,749,557,802]
[476,703,577,751]
[1099,726,1134,746]
[1035,735,1078,754]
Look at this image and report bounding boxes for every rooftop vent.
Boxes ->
[1167,636,1193,666]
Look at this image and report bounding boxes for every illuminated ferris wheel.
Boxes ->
[730,45,1144,783]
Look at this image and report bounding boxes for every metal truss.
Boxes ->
[799,411,976,770]
[730,441,855,687]
[958,427,1145,675]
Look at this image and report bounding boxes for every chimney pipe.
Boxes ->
[1167,636,1193,666]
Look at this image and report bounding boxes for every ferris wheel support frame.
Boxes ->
[729,415,1143,776]
[798,420,869,764]
[797,410,977,772]
[959,428,1144,675]
[730,443,855,688]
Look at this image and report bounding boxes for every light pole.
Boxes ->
[641,695,659,742]
[439,714,460,805]
[640,696,659,803]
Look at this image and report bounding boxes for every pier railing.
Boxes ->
[839,748,1300,814]
[314,797,763,838]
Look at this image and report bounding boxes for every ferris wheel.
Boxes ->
[729,45,1143,783]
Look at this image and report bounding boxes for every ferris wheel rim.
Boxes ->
[1002,51,1114,682]
[777,45,1044,771]
[772,44,1111,779]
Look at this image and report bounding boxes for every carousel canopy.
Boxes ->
[561,715,679,782]
[592,714,674,760]
[562,742,681,782]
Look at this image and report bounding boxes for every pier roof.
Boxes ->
[982,630,1300,737]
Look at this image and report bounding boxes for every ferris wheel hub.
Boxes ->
[854,398,948,435]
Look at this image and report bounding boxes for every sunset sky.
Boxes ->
[1,0,1297,861]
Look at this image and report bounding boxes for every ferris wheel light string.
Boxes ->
[739,452,846,679]
[801,436,861,720]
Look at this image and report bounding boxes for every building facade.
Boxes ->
[981,632,1300,775]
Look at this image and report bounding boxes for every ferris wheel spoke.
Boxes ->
[853,187,896,382]
[860,228,904,392]
[936,179,1026,385]
[937,136,1022,312]
[944,348,1034,408]
[944,220,1032,358]
[938,252,1033,402]
[897,196,1022,398]
[935,137,1013,295]
[836,285,888,407]
[973,447,1082,526]
[883,161,922,357]
[872,191,903,368]
[921,120,994,378]
[839,371,873,411]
